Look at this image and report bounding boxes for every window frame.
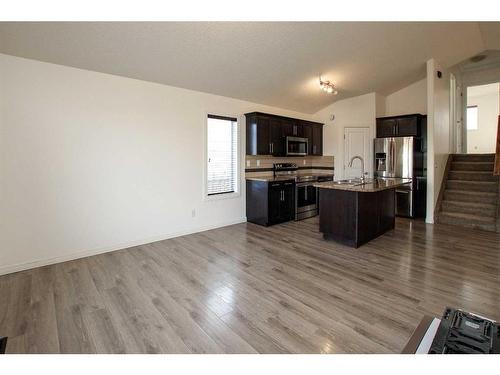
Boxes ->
[466,105,478,131]
[203,112,241,201]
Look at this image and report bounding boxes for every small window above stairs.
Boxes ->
[437,154,499,232]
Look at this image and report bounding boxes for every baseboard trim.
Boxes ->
[0,217,247,276]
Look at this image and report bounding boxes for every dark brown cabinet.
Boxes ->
[396,116,419,136]
[311,124,323,155]
[376,118,397,137]
[246,114,270,155]
[318,188,395,248]
[246,179,295,226]
[299,121,322,156]
[302,123,313,154]
[269,118,283,156]
[268,181,295,225]
[280,120,293,137]
[245,112,323,156]
[376,114,425,138]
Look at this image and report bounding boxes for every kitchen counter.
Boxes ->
[246,172,334,182]
[316,178,407,248]
[313,178,411,192]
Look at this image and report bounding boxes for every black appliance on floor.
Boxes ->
[430,307,499,354]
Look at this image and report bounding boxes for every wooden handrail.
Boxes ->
[495,115,500,176]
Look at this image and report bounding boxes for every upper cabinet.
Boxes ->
[299,120,323,156]
[376,114,426,138]
[311,123,323,155]
[245,112,324,156]
[246,114,271,155]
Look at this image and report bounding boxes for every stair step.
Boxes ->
[438,212,496,232]
[446,180,498,193]
[453,153,495,162]
[443,189,498,204]
[448,170,498,182]
[451,161,494,171]
[441,200,497,217]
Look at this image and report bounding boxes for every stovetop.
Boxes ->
[273,163,331,182]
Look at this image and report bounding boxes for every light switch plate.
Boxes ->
[246,160,251,167]
[256,160,260,167]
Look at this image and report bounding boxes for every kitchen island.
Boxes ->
[314,178,411,248]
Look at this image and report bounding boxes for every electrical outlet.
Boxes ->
[256,160,260,167]
[303,159,306,165]
[191,209,196,218]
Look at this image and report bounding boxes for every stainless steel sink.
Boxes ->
[332,178,374,186]
[332,179,361,185]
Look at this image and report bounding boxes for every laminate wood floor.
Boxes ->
[1,217,500,353]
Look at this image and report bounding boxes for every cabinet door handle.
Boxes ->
[269,143,272,154]
[284,182,293,186]
[271,143,274,154]
[305,187,308,200]
[313,145,316,154]
[281,190,284,201]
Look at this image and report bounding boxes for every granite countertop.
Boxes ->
[246,172,334,182]
[314,178,411,192]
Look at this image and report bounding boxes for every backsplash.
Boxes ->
[245,155,334,177]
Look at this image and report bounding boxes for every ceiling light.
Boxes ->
[319,76,338,95]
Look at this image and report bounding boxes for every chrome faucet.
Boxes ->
[348,155,366,182]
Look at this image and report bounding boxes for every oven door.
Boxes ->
[295,182,318,220]
[286,137,308,156]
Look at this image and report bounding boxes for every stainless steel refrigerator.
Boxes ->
[374,137,426,218]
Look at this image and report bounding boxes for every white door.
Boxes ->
[343,127,371,179]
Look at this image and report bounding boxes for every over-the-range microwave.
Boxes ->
[285,136,308,156]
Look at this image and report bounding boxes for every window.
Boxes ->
[206,114,238,196]
[467,105,478,130]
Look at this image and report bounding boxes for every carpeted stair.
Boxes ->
[438,154,499,232]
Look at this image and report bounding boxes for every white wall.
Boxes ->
[460,65,500,152]
[426,59,451,223]
[384,78,427,117]
[314,93,376,179]
[467,86,499,153]
[0,53,317,275]
[375,93,386,117]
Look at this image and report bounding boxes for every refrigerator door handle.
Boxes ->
[390,139,394,174]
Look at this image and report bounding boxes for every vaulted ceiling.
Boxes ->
[1,22,499,113]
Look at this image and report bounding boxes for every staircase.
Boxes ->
[438,154,499,232]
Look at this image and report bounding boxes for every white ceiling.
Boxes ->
[456,49,500,73]
[0,22,498,114]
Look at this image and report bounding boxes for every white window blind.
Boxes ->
[467,106,478,130]
[207,115,238,196]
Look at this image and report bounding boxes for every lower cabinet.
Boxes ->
[246,180,295,226]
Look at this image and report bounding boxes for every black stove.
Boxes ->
[273,163,320,182]
[430,307,499,354]
[273,163,298,176]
